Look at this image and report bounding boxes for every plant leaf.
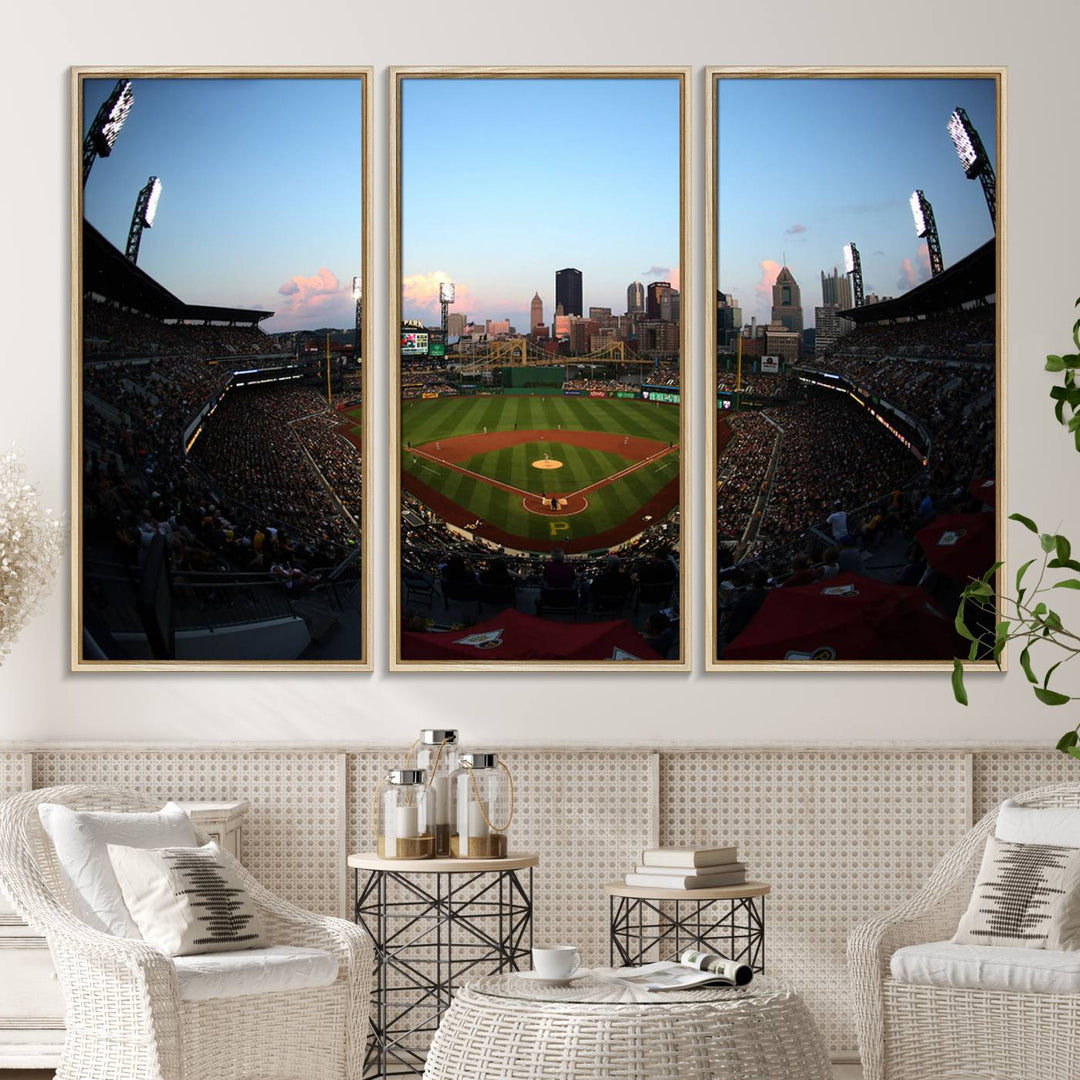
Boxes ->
[1019,645,1037,684]
[1034,687,1072,706]
[1052,579,1080,590]
[1016,558,1036,590]
[951,658,969,706]
[1058,536,1073,562]
[1057,731,1079,752]
[1009,513,1038,534]
[1041,533,1058,554]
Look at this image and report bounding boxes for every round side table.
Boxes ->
[423,972,831,1079]
[349,852,539,1079]
[605,880,771,971]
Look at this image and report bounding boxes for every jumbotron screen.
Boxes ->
[401,332,429,356]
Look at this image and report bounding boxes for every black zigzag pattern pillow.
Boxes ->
[954,835,1080,950]
[108,841,267,956]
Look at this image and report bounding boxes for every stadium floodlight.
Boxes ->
[82,79,135,186]
[439,281,455,346]
[352,275,363,362]
[842,242,864,307]
[947,106,996,229]
[909,189,945,278]
[909,191,927,236]
[125,176,162,264]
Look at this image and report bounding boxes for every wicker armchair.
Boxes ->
[0,786,373,1080]
[848,782,1080,1080]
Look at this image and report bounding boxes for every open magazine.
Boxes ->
[595,949,753,992]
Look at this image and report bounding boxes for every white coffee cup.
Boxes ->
[532,945,581,979]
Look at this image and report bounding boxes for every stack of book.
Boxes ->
[624,845,747,890]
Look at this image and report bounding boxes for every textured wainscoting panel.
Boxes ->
[0,754,27,795]
[972,751,1080,819]
[32,752,342,916]
[659,751,968,1053]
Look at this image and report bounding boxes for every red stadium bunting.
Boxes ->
[401,608,663,662]
[916,512,997,583]
[724,573,956,662]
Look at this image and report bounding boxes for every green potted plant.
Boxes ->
[952,298,1080,759]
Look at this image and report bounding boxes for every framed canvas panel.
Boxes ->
[72,68,373,670]
[390,67,690,671]
[705,68,1005,671]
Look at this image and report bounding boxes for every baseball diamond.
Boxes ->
[397,396,680,552]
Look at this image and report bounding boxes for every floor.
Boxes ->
[0,1071,906,1079]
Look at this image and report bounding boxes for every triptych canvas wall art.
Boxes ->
[69,66,1003,673]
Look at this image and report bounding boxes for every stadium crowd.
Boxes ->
[716,370,787,399]
[85,301,279,360]
[715,304,998,654]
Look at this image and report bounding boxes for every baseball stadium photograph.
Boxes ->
[391,69,689,668]
[74,71,371,667]
[708,71,1002,667]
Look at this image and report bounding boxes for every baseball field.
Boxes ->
[392,394,680,552]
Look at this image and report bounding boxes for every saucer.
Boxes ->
[514,970,590,986]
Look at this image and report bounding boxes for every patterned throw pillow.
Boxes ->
[953,835,1080,949]
[107,841,266,957]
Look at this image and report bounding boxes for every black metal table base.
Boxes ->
[355,866,533,1078]
[609,893,765,971]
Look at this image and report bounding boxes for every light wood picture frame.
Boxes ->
[704,67,1006,671]
[390,67,691,671]
[72,67,374,670]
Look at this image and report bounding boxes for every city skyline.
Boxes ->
[716,77,997,328]
[82,77,364,333]
[401,77,680,328]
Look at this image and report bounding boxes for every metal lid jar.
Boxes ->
[452,752,514,859]
[375,769,436,859]
[414,730,462,857]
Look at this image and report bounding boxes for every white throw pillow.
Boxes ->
[107,841,266,957]
[996,798,1080,848]
[38,801,197,937]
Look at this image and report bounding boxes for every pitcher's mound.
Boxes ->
[532,459,563,470]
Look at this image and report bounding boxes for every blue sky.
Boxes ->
[401,77,680,329]
[717,77,997,327]
[83,77,364,332]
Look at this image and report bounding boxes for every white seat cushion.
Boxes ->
[891,940,1080,995]
[173,945,339,1002]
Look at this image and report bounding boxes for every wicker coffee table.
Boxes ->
[423,971,830,1079]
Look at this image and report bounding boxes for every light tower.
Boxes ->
[439,281,455,342]
[947,106,996,230]
[910,190,944,278]
[352,276,363,362]
[82,79,134,186]
[125,176,162,264]
[843,242,864,308]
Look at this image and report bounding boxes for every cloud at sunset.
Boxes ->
[754,259,782,319]
[641,265,680,291]
[273,268,350,326]
[402,271,477,322]
[897,244,932,292]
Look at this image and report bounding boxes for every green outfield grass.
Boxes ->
[345,406,363,441]
[400,394,679,445]
[400,395,680,548]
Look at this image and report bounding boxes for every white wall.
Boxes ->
[2,0,1078,747]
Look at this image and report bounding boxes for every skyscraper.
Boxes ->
[646,281,672,320]
[555,268,582,317]
[530,292,543,329]
[770,266,804,333]
[627,280,645,315]
[820,266,853,309]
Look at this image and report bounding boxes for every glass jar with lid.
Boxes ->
[452,752,513,859]
[414,729,461,857]
[376,769,435,859]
